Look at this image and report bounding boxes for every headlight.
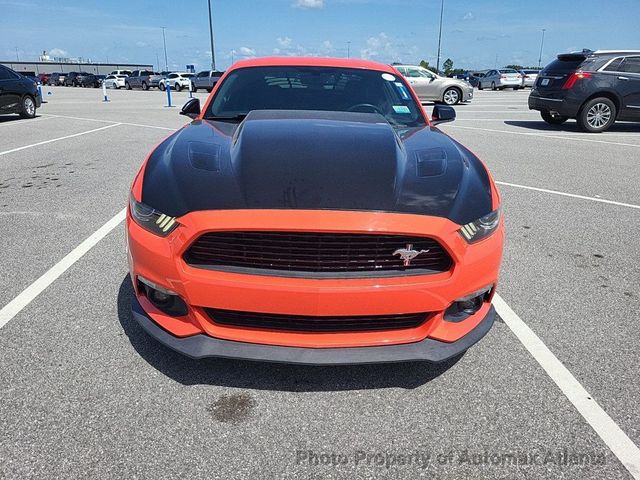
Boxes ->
[459,208,501,243]
[129,194,179,236]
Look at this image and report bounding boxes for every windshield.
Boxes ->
[205,66,426,127]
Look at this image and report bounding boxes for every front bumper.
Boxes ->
[132,295,496,364]
[127,209,503,357]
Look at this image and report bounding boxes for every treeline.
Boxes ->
[419,59,542,75]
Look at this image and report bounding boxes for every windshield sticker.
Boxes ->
[381,73,396,81]
[393,105,411,114]
[394,82,410,100]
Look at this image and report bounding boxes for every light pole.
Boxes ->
[538,29,546,68]
[435,0,444,73]
[207,0,216,70]
[161,27,169,72]
[347,41,351,59]
[15,47,19,62]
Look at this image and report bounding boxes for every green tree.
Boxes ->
[419,60,438,73]
[443,58,454,75]
[505,64,523,70]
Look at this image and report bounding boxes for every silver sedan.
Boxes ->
[394,65,473,105]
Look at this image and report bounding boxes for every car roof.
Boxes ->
[229,56,398,74]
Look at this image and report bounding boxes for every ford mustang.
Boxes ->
[127,57,504,364]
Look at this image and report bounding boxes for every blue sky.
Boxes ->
[2,0,639,71]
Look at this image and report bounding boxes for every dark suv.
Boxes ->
[529,49,640,132]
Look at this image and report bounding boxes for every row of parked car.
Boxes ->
[42,69,225,93]
[449,69,541,89]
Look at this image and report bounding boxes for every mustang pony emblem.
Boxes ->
[393,244,430,266]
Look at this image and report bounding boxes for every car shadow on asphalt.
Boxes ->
[504,120,640,133]
[117,275,463,391]
[0,115,43,123]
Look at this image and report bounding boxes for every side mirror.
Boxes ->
[431,105,455,125]
[180,98,201,119]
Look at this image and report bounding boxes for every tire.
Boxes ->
[142,82,148,91]
[478,82,483,90]
[174,83,181,92]
[206,88,212,93]
[442,87,461,105]
[491,82,497,91]
[577,97,616,133]
[19,95,36,119]
[160,82,166,91]
[540,111,568,125]
[192,84,198,92]
[126,82,132,90]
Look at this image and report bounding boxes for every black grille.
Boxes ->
[205,308,430,332]
[184,232,452,278]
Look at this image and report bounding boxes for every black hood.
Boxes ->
[141,110,493,225]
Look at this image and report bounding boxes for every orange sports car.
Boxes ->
[127,57,504,364]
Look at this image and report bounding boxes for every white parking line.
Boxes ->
[496,181,640,210]
[444,124,640,148]
[493,294,640,480]
[0,123,121,157]
[42,114,178,131]
[0,209,126,331]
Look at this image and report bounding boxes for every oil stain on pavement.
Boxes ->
[207,393,257,424]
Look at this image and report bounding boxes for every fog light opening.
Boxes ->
[444,286,493,323]
[137,276,188,317]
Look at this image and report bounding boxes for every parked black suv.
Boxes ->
[0,64,41,118]
[529,50,640,132]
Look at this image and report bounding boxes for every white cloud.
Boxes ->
[462,11,474,20]
[293,0,323,9]
[360,32,398,61]
[238,46,256,56]
[322,40,333,50]
[135,41,148,48]
[49,48,68,57]
[277,37,293,48]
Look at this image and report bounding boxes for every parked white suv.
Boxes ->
[159,73,195,92]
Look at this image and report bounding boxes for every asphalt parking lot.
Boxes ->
[1,86,639,479]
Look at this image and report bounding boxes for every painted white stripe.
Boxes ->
[444,124,640,148]
[496,181,640,210]
[0,123,121,157]
[42,114,177,131]
[0,209,126,331]
[493,294,640,480]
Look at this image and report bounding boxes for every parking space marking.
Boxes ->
[0,208,126,331]
[493,294,640,480]
[453,119,640,136]
[0,123,121,157]
[42,114,178,131]
[496,181,640,210]
[444,124,640,148]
